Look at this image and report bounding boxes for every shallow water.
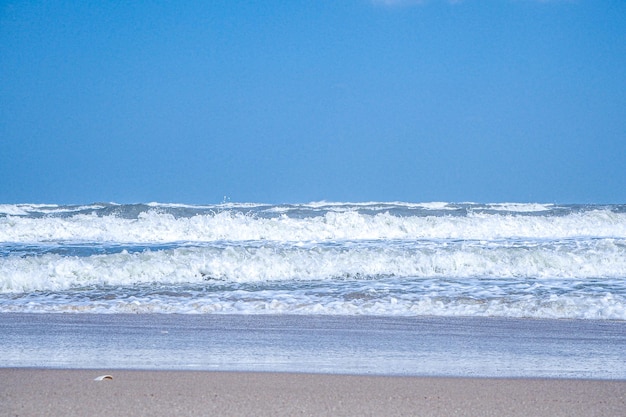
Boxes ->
[2,314,625,379]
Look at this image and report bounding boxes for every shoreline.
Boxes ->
[2,313,625,379]
[3,314,626,415]
[2,368,625,416]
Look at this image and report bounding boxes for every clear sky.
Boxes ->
[1,0,624,204]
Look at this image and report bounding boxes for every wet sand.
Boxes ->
[2,368,625,417]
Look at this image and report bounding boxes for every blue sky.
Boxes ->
[1,0,624,204]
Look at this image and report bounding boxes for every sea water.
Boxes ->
[2,201,626,377]
[2,313,625,378]
[1,201,625,319]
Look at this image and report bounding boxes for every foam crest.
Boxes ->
[486,203,554,212]
[1,206,626,243]
[2,278,624,320]
[2,239,625,292]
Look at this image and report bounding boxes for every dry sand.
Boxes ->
[1,368,624,417]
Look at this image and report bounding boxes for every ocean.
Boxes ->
[2,201,625,318]
[2,201,625,377]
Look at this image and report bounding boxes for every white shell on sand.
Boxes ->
[94,375,113,381]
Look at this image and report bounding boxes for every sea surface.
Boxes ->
[2,201,626,378]
[2,313,625,378]
[1,201,626,319]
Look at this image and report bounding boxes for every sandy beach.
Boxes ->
[2,368,625,417]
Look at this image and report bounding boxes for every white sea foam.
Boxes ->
[1,202,625,319]
[0,205,31,216]
[1,206,625,243]
[2,239,625,292]
[486,203,555,212]
[1,278,624,319]
[0,203,108,216]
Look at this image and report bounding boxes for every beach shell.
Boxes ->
[94,375,113,381]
